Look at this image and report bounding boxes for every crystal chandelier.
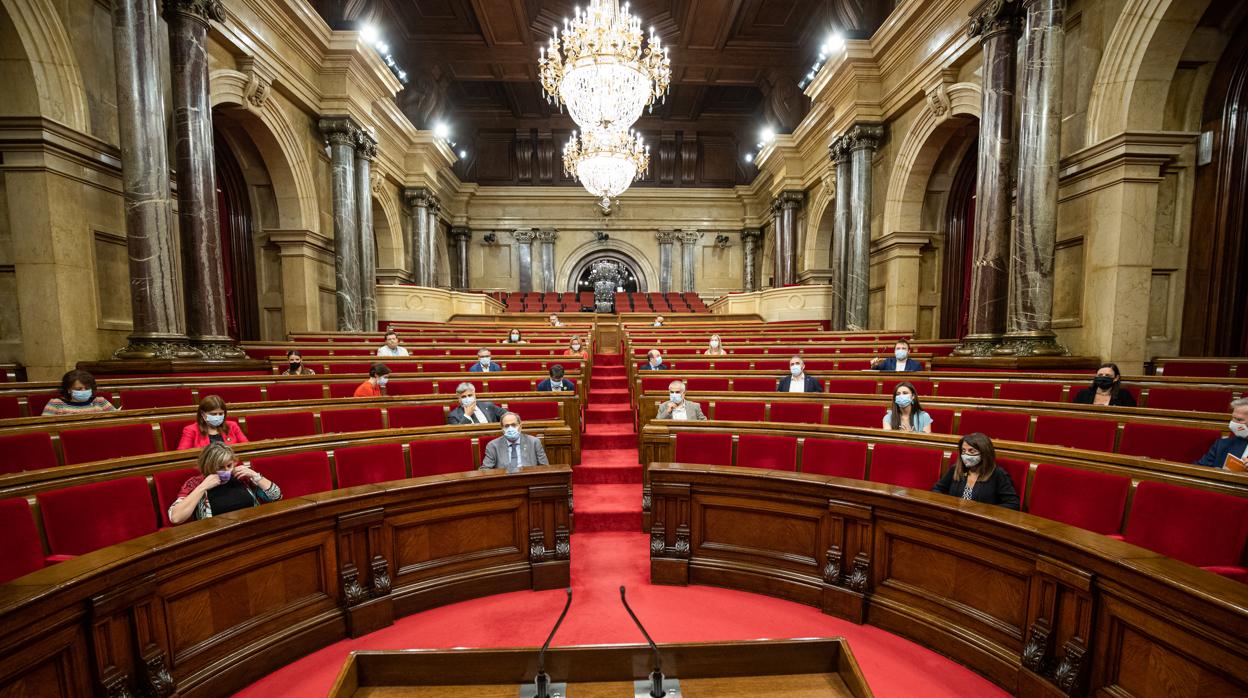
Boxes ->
[538,0,672,132]
[563,128,650,213]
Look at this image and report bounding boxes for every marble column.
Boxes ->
[845,126,883,330]
[999,0,1067,355]
[830,137,853,329]
[773,191,804,287]
[538,230,558,292]
[426,196,442,287]
[354,131,377,332]
[402,187,432,287]
[657,231,677,293]
[112,0,198,359]
[957,0,1023,355]
[740,229,761,292]
[450,227,471,290]
[513,229,537,292]
[679,230,702,293]
[166,0,243,357]
[320,118,361,331]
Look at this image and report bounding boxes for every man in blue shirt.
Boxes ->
[870,338,924,372]
[537,365,576,392]
[1195,399,1248,469]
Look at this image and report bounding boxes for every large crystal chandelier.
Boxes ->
[563,128,650,213]
[538,0,672,132]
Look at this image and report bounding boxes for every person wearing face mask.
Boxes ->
[168,443,281,524]
[353,363,391,398]
[704,334,727,356]
[563,336,588,359]
[1072,362,1136,406]
[280,350,315,375]
[177,395,249,450]
[882,382,933,433]
[470,349,503,372]
[480,412,550,473]
[869,339,924,372]
[537,365,576,392]
[931,433,1019,510]
[656,380,706,421]
[503,328,527,344]
[777,356,823,393]
[548,314,564,327]
[447,382,504,425]
[640,349,669,371]
[41,369,117,415]
[1195,398,1248,470]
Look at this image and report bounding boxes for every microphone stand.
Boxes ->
[521,588,572,698]
[620,586,678,698]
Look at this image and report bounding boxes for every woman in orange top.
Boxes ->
[354,363,391,397]
[563,336,588,360]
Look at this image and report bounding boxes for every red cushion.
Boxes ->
[487,378,533,393]
[388,404,446,428]
[409,438,476,475]
[267,383,325,401]
[153,467,199,527]
[205,384,265,404]
[159,419,197,451]
[733,377,779,392]
[27,392,62,417]
[1032,416,1117,452]
[684,377,730,392]
[37,477,158,557]
[674,432,733,466]
[1158,361,1231,378]
[885,379,932,397]
[999,382,1064,403]
[327,362,372,375]
[1027,463,1130,534]
[443,380,480,395]
[1123,481,1248,570]
[509,401,559,421]
[1145,387,1233,412]
[504,361,542,372]
[1118,423,1223,464]
[826,404,882,429]
[60,423,156,465]
[836,359,871,371]
[958,410,1031,443]
[824,379,878,395]
[321,408,384,434]
[935,381,996,399]
[736,434,797,471]
[769,401,824,425]
[250,450,333,498]
[996,458,1030,503]
[0,395,21,419]
[801,438,868,479]
[119,387,195,410]
[869,443,942,489]
[245,411,317,440]
[335,442,407,488]
[0,498,45,583]
[0,432,57,474]
[386,380,435,396]
[753,360,790,371]
[712,401,765,422]
[329,382,362,399]
[641,376,670,393]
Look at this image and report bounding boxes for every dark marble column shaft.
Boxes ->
[538,230,557,292]
[845,126,883,330]
[774,191,804,287]
[402,187,432,287]
[513,229,536,292]
[426,198,441,287]
[830,138,853,329]
[657,231,677,293]
[354,133,377,332]
[740,229,760,292]
[320,118,361,331]
[451,227,471,290]
[679,230,702,292]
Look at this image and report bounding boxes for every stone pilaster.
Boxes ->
[656,231,678,293]
[844,125,883,330]
[402,187,433,287]
[321,117,362,331]
[740,229,761,292]
[512,228,538,292]
[679,230,702,293]
[830,138,853,329]
[354,131,378,332]
[450,227,471,290]
[772,191,804,287]
[537,229,558,292]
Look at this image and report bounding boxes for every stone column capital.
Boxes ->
[320,116,364,147]
[536,229,558,242]
[512,228,539,243]
[829,137,853,163]
[740,228,762,243]
[450,226,472,240]
[354,130,378,160]
[776,190,805,211]
[845,124,885,152]
[678,230,703,244]
[163,0,223,23]
[968,0,1024,39]
[656,230,679,244]
[402,186,433,210]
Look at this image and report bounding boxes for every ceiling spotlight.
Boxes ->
[433,122,450,139]
[759,127,775,143]
[398,70,407,81]
[825,32,846,53]
[458,149,468,158]
[360,24,379,44]
[377,41,390,54]
[743,153,753,163]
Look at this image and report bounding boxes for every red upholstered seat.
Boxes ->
[868,443,942,490]
[958,410,1031,442]
[487,378,533,393]
[329,382,362,399]
[995,458,1030,503]
[753,360,790,371]
[824,379,878,395]
[335,443,408,488]
[1145,387,1233,412]
[244,411,317,440]
[735,434,797,471]
[711,401,765,422]
[680,360,711,371]
[801,438,868,479]
[641,376,670,393]
[1158,361,1232,378]
[826,404,883,429]
[153,467,199,527]
[250,450,333,498]
[386,380,435,396]
[267,382,325,401]
[327,362,372,375]
[999,382,1064,402]
[0,395,21,419]
[1032,416,1117,452]
[733,377,780,392]
[0,498,45,583]
[1118,422,1222,464]
[206,384,265,404]
[388,404,446,428]
[935,381,996,399]
[0,432,58,474]
[37,477,158,559]
[60,423,156,465]
[321,408,384,434]
[27,392,62,416]
[836,359,872,371]
[769,401,824,425]
[159,419,196,451]
[409,438,477,475]
[673,432,733,466]
[119,387,195,410]
[506,362,542,372]
[509,401,559,422]
[442,380,480,395]
[885,379,932,397]
[1122,481,1248,581]
[684,377,730,392]
[924,407,954,434]
[1027,463,1129,534]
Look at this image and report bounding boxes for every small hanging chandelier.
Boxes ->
[563,128,649,213]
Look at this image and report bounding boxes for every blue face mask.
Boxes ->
[790,365,802,376]
[895,394,913,408]
[70,389,92,403]
[503,425,520,440]
[669,392,683,404]
[895,348,909,361]
[205,413,226,427]
[460,395,475,407]
[217,470,233,483]
[479,357,492,366]
[378,376,388,387]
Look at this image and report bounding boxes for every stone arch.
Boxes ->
[800,179,835,276]
[558,238,655,292]
[0,0,88,132]
[372,187,404,274]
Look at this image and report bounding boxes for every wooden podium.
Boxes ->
[329,638,873,697]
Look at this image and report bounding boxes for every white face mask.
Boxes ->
[460,395,475,407]
[651,357,662,365]
[1230,421,1248,439]
[571,343,581,351]
[669,392,683,404]
[510,334,519,341]
[710,339,720,348]
[790,364,802,376]
[378,376,388,387]
[479,356,491,366]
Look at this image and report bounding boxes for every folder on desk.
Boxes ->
[1224,453,1245,472]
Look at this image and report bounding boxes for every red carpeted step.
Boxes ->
[586,404,632,425]
[591,365,626,377]
[592,353,622,366]
[583,424,636,450]
[590,388,630,405]
[574,484,643,532]
[574,449,643,484]
[592,376,629,390]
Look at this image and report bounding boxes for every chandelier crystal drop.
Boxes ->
[562,128,650,213]
[538,0,672,132]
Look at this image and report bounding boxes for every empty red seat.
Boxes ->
[506,361,542,372]
[1033,416,1117,452]
[327,362,372,375]
[206,384,265,404]
[769,401,824,425]
[935,381,996,399]
[684,377,730,392]
[335,443,407,488]
[836,359,872,370]
[1122,481,1248,582]
[924,407,955,434]
[753,360,789,371]
[641,376,670,393]
[826,404,882,429]
[159,418,197,451]
[245,411,317,440]
[958,410,1031,442]
[487,378,533,393]
[1157,361,1232,378]
[153,467,199,526]
[1118,422,1222,464]
[119,387,195,410]
[37,477,158,560]
[26,392,62,416]
[1145,387,1233,412]
[329,382,362,399]
[0,432,57,474]
[267,382,325,401]
[824,379,877,395]
[999,382,1064,403]
[680,360,711,371]
[801,438,868,479]
[321,408,384,434]
[509,401,559,421]
[442,380,480,395]
[673,432,733,466]
[995,458,1030,503]
[868,444,942,489]
[733,377,779,392]
[0,395,21,419]
[0,497,45,583]
[250,450,333,498]
[409,438,477,475]
[735,434,797,471]
[60,423,156,465]
[885,379,932,397]
[1027,463,1129,534]
[388,404,446,428]
[711,401,765,422]
[386,380,435,396]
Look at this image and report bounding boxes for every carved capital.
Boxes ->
[554,528,571,560]
[354,132,378,161]
[402,186,433,211]
[103,672,135,698]
[237,57,272,111]
[740,228,761,244]
[529,528,547,561]
[164,0,224,23]
[968,0,1023,39]
[142,650,174,698]
[1021,617,1052,673]
[641,491,652,513]
[320,117,362,147]
[512,228,539,244]
[536,229,558,243]
[822,545,843,584]
[370,555,391,596]
[649,522,666,556]
[1050,638,1087,696]
[673,524,691,558]
[846,552,870,592]
[775,190,805,211]
[450,226,472,241]
[656,230,679,245]
[829,136,853,163]
[342,564,368,606]
[677,229,702,245]
[845,124,885,152]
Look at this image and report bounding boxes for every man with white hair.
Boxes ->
[480,412,549,473]
[656,380,706,421]
[1196,398,1248,470]
[446,382,504,425]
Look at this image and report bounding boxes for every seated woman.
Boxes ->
[41,370,117,415]
[703,334,727,356]
[882,381,933,433]
[563,336,588,359]
[167,443,281,524]
[503,328,527,344]
[281,350,315,375]
[1072,362,1136,406]
[177,395,248,450]
[354,363,391,397]
[931,433,1020,510]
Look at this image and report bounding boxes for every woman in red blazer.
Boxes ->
[177,395,249,450]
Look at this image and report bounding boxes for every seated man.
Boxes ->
[777,356,823,393]
[1196,398,1248,469]
[548,313,564,327]
[353,363,390,397]
[652,315,665,327]
[656,380,706,421]
[639,349,668,370]
[446,382,504,425]
[480,412,549,473]
[377,330,409,357]
[869,338,923,371]
[469,348,503,372]
[537,364,576,392]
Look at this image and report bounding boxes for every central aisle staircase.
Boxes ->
[572,352,643,532]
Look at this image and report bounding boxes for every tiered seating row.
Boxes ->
[500,291,594,312]
[613,292,708,313]
[1154,357,1248,377]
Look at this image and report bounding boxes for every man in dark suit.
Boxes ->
[1195,399,1248,468]
[777,356,823,393]
[536,364,576,392]
[480,412,549,473]
[639,349,668,371]
[870,339,924,372]
[446,382,504,425]
[469,348,503,372]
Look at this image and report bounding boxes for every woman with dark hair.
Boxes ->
[931,433,1020,510]
[354,363,391,397]
[882,381,933,433]
[41,370,117,415]
[503,328,527,344]
[177,395,249,450]
[1072,362,1136,406]
[167,443,281,524]
[281,350,315,375]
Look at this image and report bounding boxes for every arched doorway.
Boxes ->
[214,131,260,341]
[569,252,646,293]
[940,144,977,339]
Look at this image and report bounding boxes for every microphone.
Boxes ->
[530,588,572,698]
[620,585,671,698]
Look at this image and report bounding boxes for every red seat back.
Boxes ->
[335,443,407,488]
[733,377,779,392]
[885,379,932,397]
[245,411,317,440]
[153,467,199,526]
[801,438,868,479]
[999,382,1064,403]
[825,404,882,429]
[712,401,765,422]
[267,383,324,401]
[509,401,559,421]
[487,378,533,393]
[641,376,670,393]
[1123,481,1248,569]
[824,379,877,395]
[1027,464,1129,534]
[443,380,480,395]
[1118,423,1222,464]
[935,381,996,399]
[673,432,733,466]
[1032,416,1117,452]
[119,387,195,410]
[958,410,1031,442]
[388,404,447,428]
[506,361,542,372]
[0,498,45,583]
[207,384,265,404]
[329,382,361,398]
[0,395,22,419]
[868,444,942,490]
[769,401,824,425]
[735,434,797,471]
[327,362,372,375]
[1145,387,1233,412]
[386,379,436,396]
[60,423,156,465]
[159,419,196,451]
[409,438,476,475]
[1158,361,1232,378]
[684,377,730,392]
[27,392,62,417]
[320,408,384,434]
[836,359,871,371]
[0,432,57,474]
[37,477,158,556]
[250,450,332,498]
[995,458,1029,503]
[924,408,954,434]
